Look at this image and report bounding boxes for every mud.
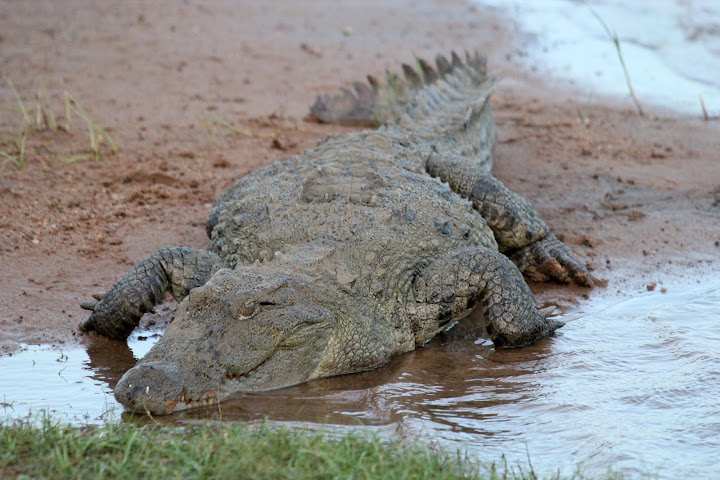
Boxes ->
[1,0,720,477]
[1,0,718,353]
[1,0,717,355]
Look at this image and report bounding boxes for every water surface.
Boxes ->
[477,0,720,116]
[1,280,719,478]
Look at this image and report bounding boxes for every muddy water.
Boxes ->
[1,280,719,478]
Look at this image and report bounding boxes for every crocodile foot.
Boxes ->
[511,233,597,287]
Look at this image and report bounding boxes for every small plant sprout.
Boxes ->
[63,93,118,162]
[1,79,117,172]
[5,77,31,128]
[199,109,252,141]
[0,127,27,172]
[1,78,31,172]
[591,9,644,117]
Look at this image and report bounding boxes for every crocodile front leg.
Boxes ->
[80,247,228,340]
[413,246,563,348]
[426,155,593,286]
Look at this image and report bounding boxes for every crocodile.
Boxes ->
[80,51,593,415]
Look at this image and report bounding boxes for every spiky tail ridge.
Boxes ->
[309,50,493,127]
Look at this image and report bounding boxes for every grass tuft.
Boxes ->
[1,78,31,172]
[0,414,641,480]
[0,416,481,479]
[0,79,117,173]
[63,92,118,162]
[590,9,644,117]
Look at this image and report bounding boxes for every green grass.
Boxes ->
[0,416,481,480]
[0,414,639,480]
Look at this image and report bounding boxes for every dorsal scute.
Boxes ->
[309,50,493,128]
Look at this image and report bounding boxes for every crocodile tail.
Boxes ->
[309,50,492,127]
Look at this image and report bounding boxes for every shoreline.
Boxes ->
[1,0,719,355]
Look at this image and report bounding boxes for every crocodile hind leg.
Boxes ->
[425,155,594,287]
[80,247,228,341]
[412,246,563,348]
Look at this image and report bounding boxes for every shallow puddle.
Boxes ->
[1,279,719,478]
[0,331,156,424]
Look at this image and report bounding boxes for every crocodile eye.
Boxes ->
[240,301,256,318]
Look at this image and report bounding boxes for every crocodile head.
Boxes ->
[114,267,336,414]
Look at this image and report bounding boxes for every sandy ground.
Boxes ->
[1,0,718,355]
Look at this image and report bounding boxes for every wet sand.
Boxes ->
[1,0,718,354]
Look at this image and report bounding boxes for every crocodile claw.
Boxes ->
[512,234,596,287]
[80,291,105,311]
[80,301,98,311]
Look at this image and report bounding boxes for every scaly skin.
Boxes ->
[81,51,593,415]
[80,247,228,340]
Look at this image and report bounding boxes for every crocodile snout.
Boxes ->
[115,362,184,414]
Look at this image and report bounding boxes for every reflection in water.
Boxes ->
[1,281,719,478]
[0,331,155,423]
[85,337,140,391]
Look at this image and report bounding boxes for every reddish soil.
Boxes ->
[1,0,718,355]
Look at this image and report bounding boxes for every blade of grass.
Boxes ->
[48,108,58,131]
[699,94,709,121]
[65,93,118,160]
[35,86,59,131]
[102,126,118,155]
[0,128,27,171]
[204,110,252,136]
[58,154,93,164]
[4,77,31,127]
[17,127,26,169]
[590,8,644,117]
[35,102,43,129]
[63,90,73,132]
[198,111,216,141]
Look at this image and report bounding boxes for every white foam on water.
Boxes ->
[476,0,720,116]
